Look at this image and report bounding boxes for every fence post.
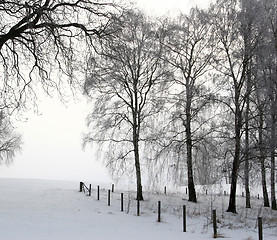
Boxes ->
[213,209,217,238]
[108,190,111,206]
[206,189,208,195]
[258,217,263,240]
[112,184,114,193]
[137,200,140,216]
[89,184,92,196]
[186,188,187,195]
[224,191,226,196]
[164,186,167,195]
[121,193,124,212]
[79,182,83,192]
[183,205,186,232]
[97,185,100,200]
[242,192,244,197]
[258,194,260,199]
[158,201,161,222]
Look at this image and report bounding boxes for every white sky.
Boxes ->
[0,0,211,182]
[0,95,111,182]
[134,0,212,16]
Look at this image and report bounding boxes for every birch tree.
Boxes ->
[262,0,277,210]
[161,8,216,203]
[211,0,260,213]
[252,67,270,207]
[239,0,263,209]
[84,10,169,201]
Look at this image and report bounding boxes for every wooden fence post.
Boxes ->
[89,184,92,196]
[108,190,111,206]
[158,201,161,222]
[183,205,186,232]
[79,182,83,192]
[97,185,100,200]
[258,217,263,240]
[213,209,217,238]
[186,188,187,195]
[164,186,167,195]
[112,184,114,193]
[121,193,124,212]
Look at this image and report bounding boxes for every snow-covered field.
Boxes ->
[0,178,276,240]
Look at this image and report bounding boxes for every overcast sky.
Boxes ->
[0,0,211,183]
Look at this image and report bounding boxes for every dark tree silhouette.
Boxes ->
[0,0,118,111]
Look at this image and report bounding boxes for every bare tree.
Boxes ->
[83,10,170,201]
[254,42,277,210]
[160,8,216,203]
[210,0,261,213]
[212,1,243,213]
[0,111,22,165]
[0,0,118,112]
[0,0,119,168]
[261,0,277,210]
[239,0,263,209]
[252,69,270,207]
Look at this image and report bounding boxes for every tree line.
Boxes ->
[1,0,277,214]
[84,0,277,214]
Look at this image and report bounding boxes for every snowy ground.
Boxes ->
[0,178,276,240]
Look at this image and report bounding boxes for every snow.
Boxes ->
[0,178,276,240]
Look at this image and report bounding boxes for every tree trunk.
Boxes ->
[261,156,270,208]
[133,121,143,200]
[270,110,276,210]
[227,144,240,213]
[270,152,276,210]
[258,110,270,207]
[133,84,143,201]
[134,139,143,201]
[227,95,242,213]
[186,133,197,203]
[244,66,251,209]
[244,124,251,208]
[270,28,277,211]
[185,85,197,203]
